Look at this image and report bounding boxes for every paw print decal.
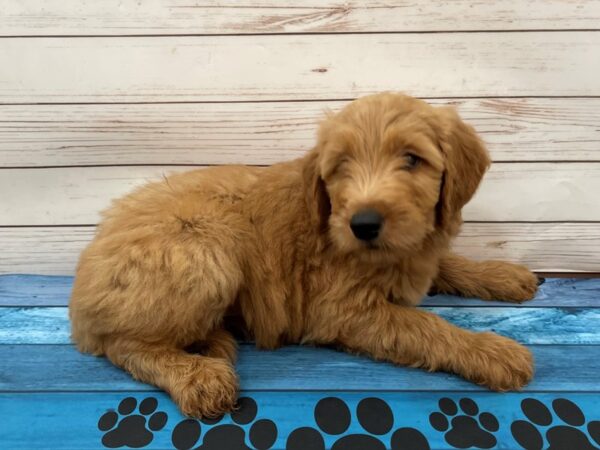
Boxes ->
[171,397,277,450]
[98,397,168,448]
[286,397,430,450]
[429,397,499,449]
[511,398,600,449]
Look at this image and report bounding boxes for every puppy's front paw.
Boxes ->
[482,261,540,303]
[463,332,534,391]
[170,358,239,418]
[505,264,540,302]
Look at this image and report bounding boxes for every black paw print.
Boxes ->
[286,397,430,450]
[172,397,277,450]
[429,397,499,449]
[511,398,600,449]
[98,397,168,448]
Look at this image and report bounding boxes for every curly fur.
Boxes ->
[70,93,538,417]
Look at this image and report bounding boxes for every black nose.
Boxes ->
[350,209,383,241]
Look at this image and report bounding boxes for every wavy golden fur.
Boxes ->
[70,93,539,417]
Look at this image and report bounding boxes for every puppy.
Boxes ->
[70,93,539,417]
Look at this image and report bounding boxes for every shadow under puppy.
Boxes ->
[70,93,539,418]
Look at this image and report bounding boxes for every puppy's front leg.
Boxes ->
[338,303,533,391]
[432,253,540,302]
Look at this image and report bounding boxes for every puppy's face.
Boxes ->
[305,93,490,261]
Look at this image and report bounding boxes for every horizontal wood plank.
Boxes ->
[1,392,599,449]
[1,223,599,275]
[1,164,599,226]
[3,1,600,36]
[2,98,600,167]
[1,344,599,394]
[2,33,600,103]
[0,275,73,306]
[451,222,600,273]
[2,275,599,307]
[2,306,599,345]
[0,228,94,275]
[463,163,600,222]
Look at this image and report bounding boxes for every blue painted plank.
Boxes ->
[1,274,599,307]
[0,307,71,344]
[426,277,600,307]
[1,344,599,392]
[1,392,599,449]
[2,306,599,345]
[0,274,73,306]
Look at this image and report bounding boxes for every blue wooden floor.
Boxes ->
[0,275,599,450]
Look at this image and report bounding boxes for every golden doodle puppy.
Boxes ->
[70,93,539,418]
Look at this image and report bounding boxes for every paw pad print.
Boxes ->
[429,397,498,449]
[171,397,277,450]
[286,396,430,450]
[98,396,168,448]
[511,398,600,450]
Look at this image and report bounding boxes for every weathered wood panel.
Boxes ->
[451,222,600,272]
[1,392,599,449]
[0,307,71,344]
[2,306,599,345]
[1,344,599,393]
[2,98,599,167]
[3,0,600,36]
[0,227,94,275]
[0,275,74,306]
[1,164,598,226]
[0,227,95,275]
[1,223,599,275]
[2,275,599,307]
[463,163,600,222]
[2,33,600,103]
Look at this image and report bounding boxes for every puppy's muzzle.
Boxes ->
[350,209,383,241]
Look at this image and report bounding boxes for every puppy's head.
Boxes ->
[303,93,490,261]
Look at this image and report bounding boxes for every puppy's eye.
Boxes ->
[330,156,349,176]
[402,153,421,170]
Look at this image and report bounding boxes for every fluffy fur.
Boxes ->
[70,93,539,417]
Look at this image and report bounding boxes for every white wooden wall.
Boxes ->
[1,1,600,274]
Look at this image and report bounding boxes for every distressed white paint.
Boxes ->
[0,164,599,226]
[2,1,600,35]
[1,98,599,167]
[1,33,600,103]
[0,3,599,273]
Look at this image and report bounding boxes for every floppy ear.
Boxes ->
[302,147,331,233]
[436,107,491,232]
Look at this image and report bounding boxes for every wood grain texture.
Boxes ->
[1,223,599,275]
[0,228,95,275]
[2,98,599,167]
[2,275,599,307]
[451,222,600,272]
[0,307,71,345]
[2,33,600,103]
[1,344,599,393]
[1,392,599,450]
[3,0,600,36]
[2,306,599,345]
[0,275,73,306]
[1,164,598,226]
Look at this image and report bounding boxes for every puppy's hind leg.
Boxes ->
[433,252,541,302]
[104,337,238,418]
